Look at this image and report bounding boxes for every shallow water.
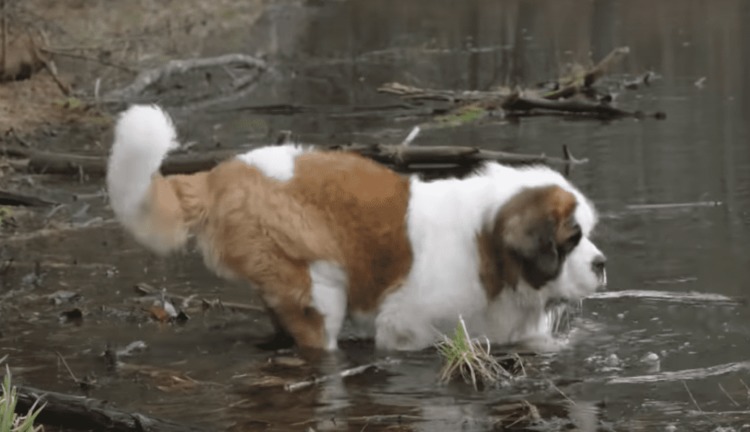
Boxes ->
[3,0,750,430]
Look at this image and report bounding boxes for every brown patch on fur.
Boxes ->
[289,152,413,312]
[135,151,413,350]
[478,185,581,299]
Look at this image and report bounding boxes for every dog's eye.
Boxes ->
[559,226,582,254]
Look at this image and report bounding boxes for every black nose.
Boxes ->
[592,254,607,275]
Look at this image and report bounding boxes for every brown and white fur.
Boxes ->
[106,105,607,352]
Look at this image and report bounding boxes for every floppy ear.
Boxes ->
[500,213,560,288]
[493,185,578,289]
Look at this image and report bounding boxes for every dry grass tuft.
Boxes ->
[435,316,525,390]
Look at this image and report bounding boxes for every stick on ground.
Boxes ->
[284,358,400,392]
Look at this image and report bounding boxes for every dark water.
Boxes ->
[2,0,750,430]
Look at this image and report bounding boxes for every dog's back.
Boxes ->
[106,105,414,350]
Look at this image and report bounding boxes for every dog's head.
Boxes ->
[488,184,606,299]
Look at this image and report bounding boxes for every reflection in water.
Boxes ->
[3,1,750,431]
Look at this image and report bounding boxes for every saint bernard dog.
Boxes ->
[106,104,607,352]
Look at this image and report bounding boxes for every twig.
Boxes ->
[284,358,400,392]
[547,379,576,405]
[199,299,265,313]
[401,126,420,146]
[105,53,270,101]
[683,381,703,412]
[718,383,740,407]
[133,283,265,313]
[40,55,72,96]
[682,381,723,428]
[56,349,98,392]
[55,351,80,384]
[740,378,750,403]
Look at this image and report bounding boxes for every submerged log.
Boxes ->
[12,384,208,432]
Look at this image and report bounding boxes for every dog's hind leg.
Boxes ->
[251,260,328,351]
[309,261,348,351]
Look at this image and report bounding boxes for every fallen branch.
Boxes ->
[10,383,208,432]
[542,46,631,100]
[285,358,400,392]
[105,53,270,101]
[0,189,55,206]
[501,92,665,120]
[379,47,666,123]
[0,144,236,177]
[330,143,583,168]
[1,141,583,179]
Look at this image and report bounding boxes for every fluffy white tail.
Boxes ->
[106,105,187,254]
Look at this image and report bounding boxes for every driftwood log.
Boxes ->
[12,384,208,432]
[0,142,581,179]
